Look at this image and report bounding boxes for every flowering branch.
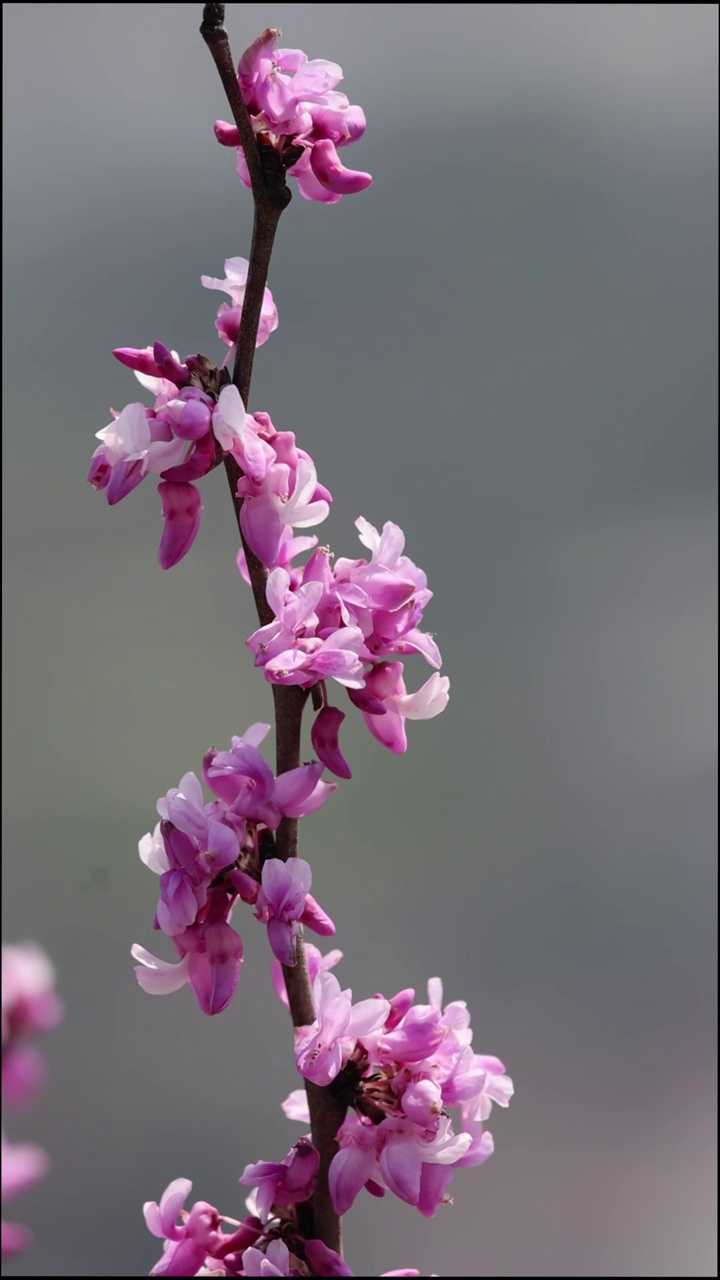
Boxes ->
[201,2,343,1256]
[87,8,508,1276]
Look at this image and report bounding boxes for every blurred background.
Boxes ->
[2,4,717,1276]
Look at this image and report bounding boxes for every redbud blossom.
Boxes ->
[215,30,372,205]
[285,972,513,1218]
[132,735,336,1015]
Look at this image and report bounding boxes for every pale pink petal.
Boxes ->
[131,945,191,995]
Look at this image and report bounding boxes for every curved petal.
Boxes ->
[329,1142,376,1216]
[157,481,203,570]
[131,946,191,995]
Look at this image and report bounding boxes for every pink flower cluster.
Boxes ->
[279,961,513,1219]
[131,726,336,1016]
[245,519,450,774]
[2,943,63,1258]
[87,259,279,569]
[144,1173,419,1277]
[215,29,372,204]
[87,260,449,769]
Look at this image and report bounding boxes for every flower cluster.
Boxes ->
[279,965,513,1219]
[215,29,372,204]
[246,519,450,774]
[2,943,63,1257]
[87,259,280,569]
[132,726,336,1016]
[144,1174,419,1277]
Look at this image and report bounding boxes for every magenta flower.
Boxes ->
[240,1138,319,1223]
[255,858,335,966]
[236,443,332,570]
[294,971,390,1086]
[215,30,372,205]
[241,1238,294,1277]
[201,256,279,352]
[272,942,343,1012]
[310,705,352,779]
[88,353,220,570]
[144,1178,260,1278]
[244,517,449,769]
[285,972,512,1217]
[204,726,337,827]
[157,480,204,569]
[133,736,338,1015]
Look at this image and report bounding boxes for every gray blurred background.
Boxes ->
[2,4,717,1276]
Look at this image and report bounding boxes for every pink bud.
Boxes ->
[113,346,162,376]
[311,705,352,779]
[310,139,373,195]
[157,481,203,569]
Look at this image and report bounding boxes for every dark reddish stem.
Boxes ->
[201,4,345,1258]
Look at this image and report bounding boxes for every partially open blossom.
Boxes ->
[214,30,372,205]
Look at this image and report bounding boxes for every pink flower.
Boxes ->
[201,257,279,352]
[244,518,449,768]
[215,31,372,205]
[157,481,203,569]
[350,663,450,755]
[239,1139,319,1223]
[273,942,343,1012]
[133,735,338,1016]
[286,972,512,1217]
[295,971,390,1086]
[144,1178,260,1277]
[241,1239,293,1277]
[204,727,337,827]
[255,858,336,966]
[237,449,331,570]
[88,352,220,570]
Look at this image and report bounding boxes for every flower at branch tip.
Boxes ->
[215,30,372,204]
